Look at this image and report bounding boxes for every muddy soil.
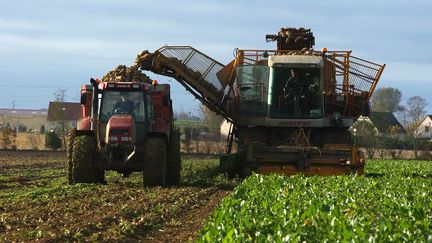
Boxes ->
[0,151,234,242]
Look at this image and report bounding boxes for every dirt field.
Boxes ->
[0,151,237,242]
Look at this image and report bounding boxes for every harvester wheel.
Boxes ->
[71,135,105,184]
[143,138,167,186]
[166,127,181,186]
[66,129,76,185]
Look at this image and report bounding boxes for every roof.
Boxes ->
[47,102,81,121]
[417,115,432,127]
[0,108,48,116]
[369,112,405,134]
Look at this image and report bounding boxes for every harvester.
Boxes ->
[134,27,385,176]
[67,66,180,186]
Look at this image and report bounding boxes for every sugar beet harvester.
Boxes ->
[67,78,181,186]
[135,27,385,176]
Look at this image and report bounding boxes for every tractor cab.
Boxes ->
[97,82,154,150]
[100,90,146,122]
[78,81,155,165]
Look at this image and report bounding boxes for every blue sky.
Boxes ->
[0,0,431,115]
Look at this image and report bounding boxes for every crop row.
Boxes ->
[200,160,432,242]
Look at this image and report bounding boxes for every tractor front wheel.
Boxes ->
[70,135,105,184]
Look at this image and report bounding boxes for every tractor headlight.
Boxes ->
[110,136,118,141]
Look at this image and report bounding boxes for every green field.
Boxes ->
[200,160,432,242]
[2,153,431,241]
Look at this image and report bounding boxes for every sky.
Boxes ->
[0,0,431,116]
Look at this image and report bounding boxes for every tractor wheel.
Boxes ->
[166,128,181,186]
[66,129,76,185]
[71,135,105,184]
[143,138,167,186]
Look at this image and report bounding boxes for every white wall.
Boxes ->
[416,116,432,139]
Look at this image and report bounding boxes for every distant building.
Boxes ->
[47,102,81,129]
[0,108,48,132]
[369,112,405,135]
[357,112,405,138]
[415,115,432,140]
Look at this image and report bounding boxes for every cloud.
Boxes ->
[0,33,161,59]
[0,18,38,31]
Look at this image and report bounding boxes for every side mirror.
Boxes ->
[80,93,87,105]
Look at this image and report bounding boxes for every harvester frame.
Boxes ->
[133,26,385,177]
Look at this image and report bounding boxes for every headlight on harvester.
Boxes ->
[110,136,118,142]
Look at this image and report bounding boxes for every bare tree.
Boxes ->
[199,104,223,140]
[1,124,12,149]
[51,89,70,150]
[352,119,378,159]
[405,122,423,159]
[406,96,427,124]
[396,105,408,128]
[27,133,40,150]
[54,89,67,102]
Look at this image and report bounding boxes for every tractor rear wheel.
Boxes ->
[143,138,167,186]
[71,135,105,184]
[66,129,76,185]
[166,128,181,186]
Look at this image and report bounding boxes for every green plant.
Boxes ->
[200,160,432,242]
[45,131,62,151]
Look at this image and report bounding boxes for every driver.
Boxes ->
[283,69,301,99]
[283,69,302,115]
[113,92,134,114]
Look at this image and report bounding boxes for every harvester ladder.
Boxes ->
[226,121,236,154]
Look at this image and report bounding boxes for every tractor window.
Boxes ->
[268,66,323,118]
[100,91,146,122]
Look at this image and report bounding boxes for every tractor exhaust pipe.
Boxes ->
[90,78,100,137]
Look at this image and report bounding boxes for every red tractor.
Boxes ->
[67,78,181,186]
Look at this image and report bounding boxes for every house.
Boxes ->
[0,108,48,132]
[47,102,81,129]
[356,112,405,138]
[369,112,405,136]
[220,119,234,138]
[415,115,432,140]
